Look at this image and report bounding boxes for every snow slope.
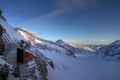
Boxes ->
[97,40,120,59]
[0,18,26,42]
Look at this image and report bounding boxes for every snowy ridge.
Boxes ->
[17,28,77,57]
[0,19,26,42]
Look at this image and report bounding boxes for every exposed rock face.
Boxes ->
[0,37,5,55]
[56,39,65,46]
[55,40,76,57]
[33,49,54,80]
[0,64,9,80]
[0,24,5,55]
[0,25,4,36]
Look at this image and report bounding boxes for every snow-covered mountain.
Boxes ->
[16,28,94,57]
[55,39,94,54]
[97,40,120,59]
[0,11,120,80]
[0,12,54,80]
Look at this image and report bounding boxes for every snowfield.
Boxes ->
[40,50,120,80]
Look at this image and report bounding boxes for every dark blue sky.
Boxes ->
[0,0,120,44]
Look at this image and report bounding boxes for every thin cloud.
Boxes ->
[88,40,112,44]
[51,0,97,10]
[66,40,112,45]
[51,0,119,10]
[37,10,64,19]
[19,10,64,27]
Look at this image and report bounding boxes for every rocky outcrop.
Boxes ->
[0,64,9,80]
[0,37,5,55]
[34,49,54,80]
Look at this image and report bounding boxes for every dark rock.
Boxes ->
[0,64,9,80]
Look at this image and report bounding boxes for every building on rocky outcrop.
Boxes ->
[11,40,37,78]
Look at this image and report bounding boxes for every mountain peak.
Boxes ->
[56,39,65,46]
